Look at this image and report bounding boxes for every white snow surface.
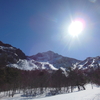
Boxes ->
[77,56,100,70]
[8,59,58,71]
[1,84,100,100]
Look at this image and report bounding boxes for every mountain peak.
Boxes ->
[45,50,55,54]
[29,51,79,69]
[42,50,60,56]
[29,50,62,62]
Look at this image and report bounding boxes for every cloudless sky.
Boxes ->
[1,0,100,60]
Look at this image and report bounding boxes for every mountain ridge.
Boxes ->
[0,41,100,71]
[29,50,81,69]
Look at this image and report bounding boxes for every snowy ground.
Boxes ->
[1,84,100,100]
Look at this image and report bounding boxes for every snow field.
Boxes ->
[1,84,100,100]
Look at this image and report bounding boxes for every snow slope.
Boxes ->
[29,51,80,69]
[8,59,57,71]
[1,84,100,100]
[77,56,100,70]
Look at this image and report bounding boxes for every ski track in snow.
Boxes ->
[1,84,100,100]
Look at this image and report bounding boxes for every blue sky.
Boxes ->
[1,0,100,60]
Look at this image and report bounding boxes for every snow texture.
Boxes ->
[1,84,100,100]
[8,59,58,71]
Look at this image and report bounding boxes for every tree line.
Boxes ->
[0,65,100,97]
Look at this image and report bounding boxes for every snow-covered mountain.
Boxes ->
[29,51,80,69]
[8,59,57,71]
[1,41,100,71]
[27,51,100,71]
[77,56,100,70]
[0,41,57,71]
[0,41,26,65]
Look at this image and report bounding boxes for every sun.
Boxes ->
[68,20,84,37]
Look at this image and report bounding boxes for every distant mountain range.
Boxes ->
[0,41,100,71]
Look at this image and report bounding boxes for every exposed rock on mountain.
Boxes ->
[29,51,80,69]
[0,41,100,71]
[0,42,57,71]
[0,41,26,66]
[77,56,100,70]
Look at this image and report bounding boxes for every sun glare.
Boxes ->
[68,20,84,37]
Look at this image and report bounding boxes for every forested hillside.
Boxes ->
[0,65,100,97]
